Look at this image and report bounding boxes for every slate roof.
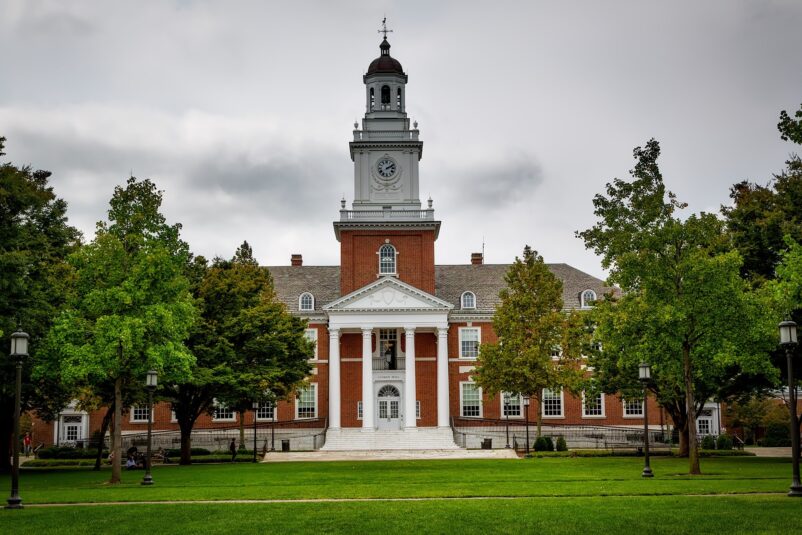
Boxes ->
[268,264,614,316]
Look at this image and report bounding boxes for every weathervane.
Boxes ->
[378,17,393,40]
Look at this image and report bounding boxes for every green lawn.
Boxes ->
[1,457,800,534]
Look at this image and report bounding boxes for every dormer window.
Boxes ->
[378,244,397,275]
[299,292,315,311]
[461,291,476,309]
[581,289,597,308]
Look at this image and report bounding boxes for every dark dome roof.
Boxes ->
[366,38,405,76]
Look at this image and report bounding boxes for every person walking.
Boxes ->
[229,438,237,462]
[23,432,32,456]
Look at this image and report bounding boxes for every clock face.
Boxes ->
[376,158,397,178]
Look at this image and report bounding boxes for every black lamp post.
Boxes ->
[779,319,801,497]
[141,370,157,486]
[6,329,29,509]
[505,396,511,448]
[639,362,654,478]
[252,401,259,463]
[522,394,532,458]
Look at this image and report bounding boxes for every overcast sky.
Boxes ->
[2,1,801,279]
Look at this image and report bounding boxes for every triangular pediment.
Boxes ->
[323,277,453,312]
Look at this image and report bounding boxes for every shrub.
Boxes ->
[716,434,733,451]
[543,436,554,452]
[556,436,568,452]
[165,448,211,457]
[37,446,104,460]
[533,437,548,452]
[701,435,716,450]
[761,423,791,447]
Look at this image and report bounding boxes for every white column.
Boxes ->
[404,327,417,429]
[328,328,341,430]
[437,326,450,428]
[361,327,374,430]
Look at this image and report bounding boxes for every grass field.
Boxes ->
[1,457,800,533]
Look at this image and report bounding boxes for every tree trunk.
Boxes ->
[111,375,122,484]
[93,406,113,471]
[239,411,245,448]
[179,419,193,465]
[683,343,701,475]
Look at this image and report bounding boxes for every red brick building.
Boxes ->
[35,35,683,452]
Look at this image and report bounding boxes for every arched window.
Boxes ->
[299,292,315,311]
[461,291,476,309]
[378,385,400,397]
[370,88,375,111]
[381,85,391,105]
[396,87,402,109]
[581,289,596,308]
[379,244,396,275]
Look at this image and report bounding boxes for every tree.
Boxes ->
[578,139,777,475]
[43,177,196,483]
[725,395,774,444]
[473,246,584,438]
[0,136,81,472]
[165,241,313,464]
[778,103,802,145]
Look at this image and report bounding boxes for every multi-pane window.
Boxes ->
[379,244,396,275]
[582,392,604,417]
[551,346,562,360]
[256,402,275,421]
[131,406,150,422]
[502,392,522,417]
[299,292,314,311]
[304,328,318,359]
[581,289,596,308]
[213,402,235,421]
[624,399,644,417]
[461,291,476,309]
[357,401,363,420]
[461,382,482,417]
[416,400,421,419]
[542,389,563,417]
[296,384,317,419]
[65,425,79,441]
[459,327,480,359]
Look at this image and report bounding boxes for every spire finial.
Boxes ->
[378,17,393,40]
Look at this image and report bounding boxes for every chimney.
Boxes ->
[291,254,303,267]
[471,252,483,265]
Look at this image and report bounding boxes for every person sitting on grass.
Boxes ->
[126,455,137,470]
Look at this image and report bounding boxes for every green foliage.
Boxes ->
[533,436,553,452]
[166,241,312,464]
[36,447,104,459]
[0,136,81,470]
[40,177,197,481]
[716,434,733,451]
[778,103,802,145]
[760,423,790,447]
[577,139,778,475]
[165,448,210,457]
[556,436,568,451]
[473,246,586,436]
[701,435,716,450]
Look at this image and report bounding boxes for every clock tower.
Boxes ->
[350,37,422,210]
[335,32,440,296]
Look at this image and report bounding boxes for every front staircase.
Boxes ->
[321,427,460,451]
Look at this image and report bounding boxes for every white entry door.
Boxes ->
[377,384,402,430]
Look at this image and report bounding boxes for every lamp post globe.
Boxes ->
[639,362,654,478]
[6,329,29,509]
[779,319,801,497]
[142,370,157,486]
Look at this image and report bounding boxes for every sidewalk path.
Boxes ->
[745,447,792,457]
[262,449,519,462]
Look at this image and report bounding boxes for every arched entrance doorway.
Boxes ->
[377,384,402,430]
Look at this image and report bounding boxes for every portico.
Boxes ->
[324,277,452,433]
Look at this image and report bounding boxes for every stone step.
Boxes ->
[321,428,460,451]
